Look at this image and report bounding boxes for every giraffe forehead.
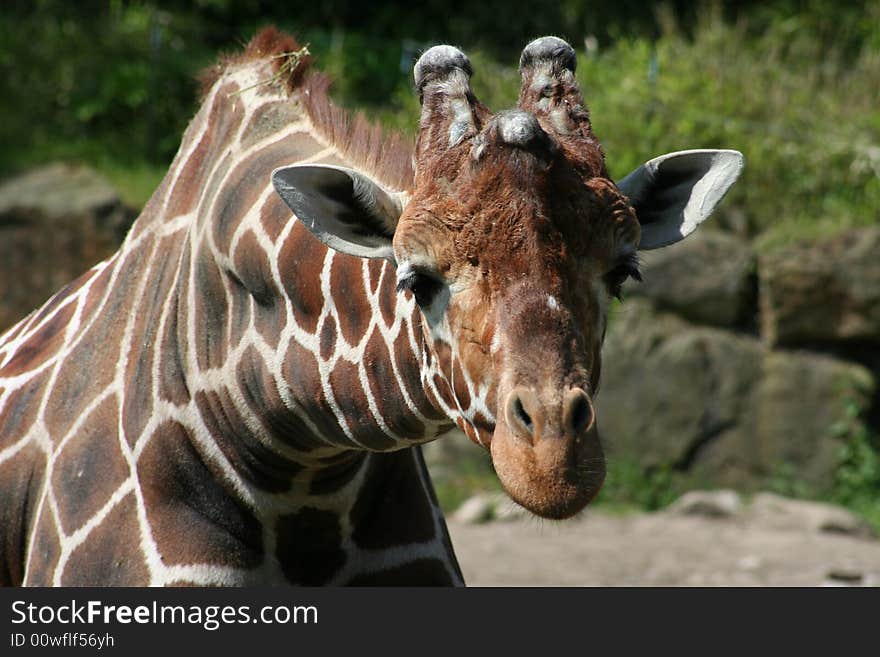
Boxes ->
[409,134,618,243]
[398,170,629,277]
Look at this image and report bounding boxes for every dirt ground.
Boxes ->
[447,499,880,587]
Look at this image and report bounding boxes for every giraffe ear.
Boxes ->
[617,149,744,250]
[271,164,404,262]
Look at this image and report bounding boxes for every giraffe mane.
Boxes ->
[301,73,415,192]
[198,26,415,193]
[197,26,312,97]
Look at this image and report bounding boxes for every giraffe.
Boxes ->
[0,28,742,586]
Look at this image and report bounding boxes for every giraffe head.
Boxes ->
[273,38,743,519]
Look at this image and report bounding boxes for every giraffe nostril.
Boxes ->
[514,397,533,433]
[564,388,595,437]
[505,388,538,443]
[570,398,589,434]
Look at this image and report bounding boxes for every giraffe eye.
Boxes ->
[604,253,642,301]
[396,269,444,308]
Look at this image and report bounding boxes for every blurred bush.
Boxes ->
[2,1,878,241]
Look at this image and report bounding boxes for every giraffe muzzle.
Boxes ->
[491,385,604,519]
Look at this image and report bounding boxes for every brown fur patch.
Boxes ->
[432,371,456,411]
[139,420,264,569]
[318,315,337,361]
[52,395,129,535]
[235,345,324,452]
[349,450,436,551]
[329,256,371,346]
[0,371,50,448]
[226,272,253,351]
[328,359,395,450]
[233,230,279,309]
[123,234,180,444]
[378,261,398,329]
[275,506,346,585]
[283,340,352,445]
[21,506,61,585]
[392,327,448,423]
[193,244,229,372]
[367,260,383,295]
[61,493,150,585]
[194,389,297,493]
[278,222,327,334]
[0,441,44,586]
[259,193,293,244]
[362,328,425,438]
[0,302,74,377]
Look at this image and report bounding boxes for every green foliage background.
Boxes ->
[3,0,879,246]
[1,0,879,519]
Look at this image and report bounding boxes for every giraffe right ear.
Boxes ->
[617,149,744,250]
[271,164,404,262]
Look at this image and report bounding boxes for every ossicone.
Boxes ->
[412,44,488,172]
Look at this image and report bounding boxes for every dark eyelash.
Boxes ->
[604,253,642,301]
[396,270,444,308]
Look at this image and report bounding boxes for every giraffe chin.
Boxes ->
[489,422,605,520]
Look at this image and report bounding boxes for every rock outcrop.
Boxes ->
[597,298,875,492]
[759,227,880,346]
[625,230,755,328]
[0,163,136,332]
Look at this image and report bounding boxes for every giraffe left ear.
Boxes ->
[617,149,744,250]
[271,164,404,262]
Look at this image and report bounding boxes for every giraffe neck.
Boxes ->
[0,43,464,585]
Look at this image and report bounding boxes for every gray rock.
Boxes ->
[749,492,875,539]
[597,300,876,491]
[490,493,530,522]
[451,492,530,524]
[0,163,137,332]
[597,299,764,486]
[754,352,874,492]
[736,555,763,571]
[0,162,122,220]
[452,494,497,524]
[624,230,755,328]
[823,567,866,586]
[759,226,880,346]
[666,489,742,518]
